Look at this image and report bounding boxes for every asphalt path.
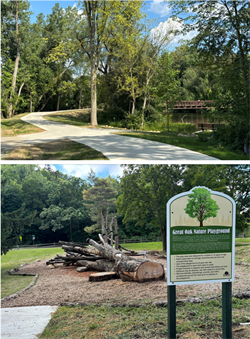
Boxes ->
[1,111,218,160]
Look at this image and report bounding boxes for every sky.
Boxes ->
[51,164,125,180]
[30,0,172,22]
[29,0,196,50]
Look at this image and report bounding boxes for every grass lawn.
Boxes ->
[122,242,163,252]
[5,139,108,160]
[41,298,250,339]
[116,131,250,160]
[1,113,44,136]
[235,238,250,242]
[43,109,91,127]
[1,247,64,299]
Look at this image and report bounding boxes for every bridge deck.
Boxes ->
[166,101,214,109]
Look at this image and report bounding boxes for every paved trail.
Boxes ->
[1,111,217,160]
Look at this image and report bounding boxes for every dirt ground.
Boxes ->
[1,255,250,308]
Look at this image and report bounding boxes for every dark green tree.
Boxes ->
[1,204,33,255]
[117,165,184,251]
[83,171,119,237]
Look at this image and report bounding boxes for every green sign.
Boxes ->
[167,187,236,285]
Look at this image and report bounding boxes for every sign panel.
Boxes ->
[167,187,236,286]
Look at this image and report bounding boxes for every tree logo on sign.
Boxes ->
[184,187,220,227]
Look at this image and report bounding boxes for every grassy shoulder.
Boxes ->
[116,131,249,160]
[5,139,109,160]
[43,109,91,127]
[41,299,250,339]
[1,113,44,136]
[1,247,64,299]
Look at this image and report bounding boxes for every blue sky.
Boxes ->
[29,1,195,49]
[30,1,173,22]
[52,164,124,180]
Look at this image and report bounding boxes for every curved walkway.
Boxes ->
[1,111,218,160]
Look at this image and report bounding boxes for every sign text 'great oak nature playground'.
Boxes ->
[167,187,236,286]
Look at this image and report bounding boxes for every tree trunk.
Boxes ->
[88,236,165,282]
[30,93,33,113]
[76,259,116,272]
[88,2,98,127]
[8,2,20,119]
[115,217,119,250]
[79,88,82,109]
[200,220,203,227]
[57,94,60,111]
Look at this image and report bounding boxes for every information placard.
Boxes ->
[167,187,236,286]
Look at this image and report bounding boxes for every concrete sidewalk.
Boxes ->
[1,306,58,339]
[1,111,218,160]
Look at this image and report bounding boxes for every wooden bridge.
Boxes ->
[166,101,214,109]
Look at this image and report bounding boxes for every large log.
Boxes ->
[87,236,165,283]
[76,259,116,272]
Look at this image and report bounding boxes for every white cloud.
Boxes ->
[149,0,171,17]
[151,18,198,50]
[61,165,124,180]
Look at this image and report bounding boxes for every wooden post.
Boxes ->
[168,285,176,339]
[222,282,232,339]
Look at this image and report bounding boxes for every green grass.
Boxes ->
[235,238,250,242]
[40,299,250,339]
[116,131,249,160]
[1,247,64,298]
[1,113,44,136]
[6,139,109,160]
[43,109,91,127]
[122,242,163,252]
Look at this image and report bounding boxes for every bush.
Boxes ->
[125,111,142,130]
[211,123,249,152]
[169,123,197,134]
[197,132,212,142]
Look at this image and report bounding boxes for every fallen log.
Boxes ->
[47,238,165,282]
[87,235,165,282]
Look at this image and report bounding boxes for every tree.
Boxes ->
[117,165,184,251]
[40,175,89,242]
[184,187,220,227]
[1,203,33,255]
[77,0,145,124]
[1,0,31,117]
[83,172,119,237]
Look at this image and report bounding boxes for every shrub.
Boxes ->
[197,132,212,143]
[169,123,197,134]
[125,111,142,130]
